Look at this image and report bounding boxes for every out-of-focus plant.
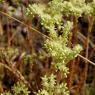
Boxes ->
[0,0,4,3]
[0,48,19,63]
[12,82,30,95]
[1,92,11,95]
[2,82,30,95]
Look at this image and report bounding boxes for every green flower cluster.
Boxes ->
[36,74,69,95]
[0,48,19,63]
[2,82,30,95]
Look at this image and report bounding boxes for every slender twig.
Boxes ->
[0,11,95,67]
[78,54,95,66]
[0,62,32,90]
[0,11,51,40]
[78,32,95,49]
